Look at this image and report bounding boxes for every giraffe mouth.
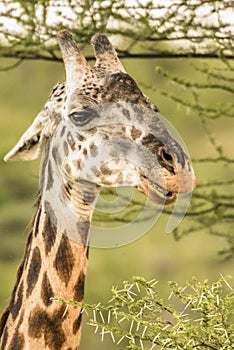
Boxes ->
[138,175,177,205]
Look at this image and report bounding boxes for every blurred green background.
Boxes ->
[0,56,233,349]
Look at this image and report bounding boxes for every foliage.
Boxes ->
[55,275,234,349]
[0,0,233,61]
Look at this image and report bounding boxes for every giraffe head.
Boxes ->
[4,31,196,240]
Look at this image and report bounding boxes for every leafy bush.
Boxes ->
[55,275,234,349]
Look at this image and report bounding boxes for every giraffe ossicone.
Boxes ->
[1,30,196,350]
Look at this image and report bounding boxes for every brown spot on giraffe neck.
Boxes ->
[28,305,66,350]
[73,271,85,302]
[41,272,54,307]
[73,314,82,335]
[42,211,57,256]
[11,282,23,321]
[7,314,25,350]
[26,246,42,297]
[8,329,25,350]
[53,235,75,286]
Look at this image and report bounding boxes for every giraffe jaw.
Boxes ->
[148,185,177,205]
[138,175,177,205]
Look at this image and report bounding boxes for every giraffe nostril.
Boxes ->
[157,146,175,175]
[166,191,173,197]
[159,147,173,164]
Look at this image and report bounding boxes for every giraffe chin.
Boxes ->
[138,175,177,205]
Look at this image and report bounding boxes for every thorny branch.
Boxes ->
[55,276,234,350]
[0,0,233,60]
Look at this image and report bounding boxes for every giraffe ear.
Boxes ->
[4,112,46,162]
[5,82,63,162]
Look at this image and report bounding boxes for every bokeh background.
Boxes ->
[0,54,233,349]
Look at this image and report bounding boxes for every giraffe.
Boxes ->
[0,30,196,350]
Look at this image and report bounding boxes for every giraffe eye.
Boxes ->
[69,108,98,126]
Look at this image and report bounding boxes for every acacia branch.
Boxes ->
[0,0,233,62]
[1,48,234,62]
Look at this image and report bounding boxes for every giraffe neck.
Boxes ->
[0,193,95,350]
